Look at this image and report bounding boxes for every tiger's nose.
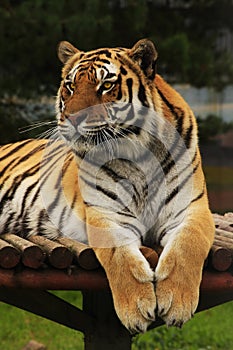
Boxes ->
[67,111,88,128]
[67,105,107,128]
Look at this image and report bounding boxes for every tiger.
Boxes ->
[0,39,214,333]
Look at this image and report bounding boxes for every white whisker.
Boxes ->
[36,127,60,141]
[18,120,56,134]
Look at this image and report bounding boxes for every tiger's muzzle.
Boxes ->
[66,104,109,135]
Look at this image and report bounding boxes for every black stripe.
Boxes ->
[0,139,32,162]
[0,155,41,192]
[120,66,127,75]
[165,164,194,206]
[0,142,45,181]
[102,162,146,208]
[95,185,118,201]
[30,186,41,207]
[79,174,131,208]
[116,74,122,100]
[0,163,40,215]
[157,88,181,120]
[19,181,39,218]
[36,209,48,235]
[119,222,142,238]
[70,189,79,210]
[46,186,63,215]
[126,78,133,103]
[1,212,15,233]
[165,186,179,205]
[20,210,31,237]
[162,156,176,175]
[138,83,149,107]
[58,206,69,229]
[0,143,13,152]
[161,136,189,176]
[193,159,201,174]
[176,113,184,135]
[0,158,18,179]
[1,144,66,216]
[157,87,194,149]
[191,187,205,204]
[158,228,167,245]
[183,117,193,149]
[85,49,112,58]
[98,58,111,65]
[117,208,136,218]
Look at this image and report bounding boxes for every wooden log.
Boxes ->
[210,245,232,272]
[213,213,233,233]
[0,238,20,269]
[2,234,45,269]
[214,236,233,251]
[57,239,159,270]
[215,228,233,242]
[140,247,159,270]
[29,236,73,269]
[57,237,100,270]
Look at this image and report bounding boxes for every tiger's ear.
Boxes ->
[129,39,158,80]
[57,41,81,64]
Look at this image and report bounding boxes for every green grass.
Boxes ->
[0,291,232,350]
[133,302,233,350]
[0,291,84,350]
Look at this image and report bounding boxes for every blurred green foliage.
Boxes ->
[197,114,233,143]
[0,0,233,96]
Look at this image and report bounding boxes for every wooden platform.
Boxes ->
[0,213,232,349]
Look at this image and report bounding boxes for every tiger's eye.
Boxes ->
[103,82,113,90]
[70,83,75,90]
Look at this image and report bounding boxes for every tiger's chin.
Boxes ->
[58,121,124,159]
[58,132,109,160]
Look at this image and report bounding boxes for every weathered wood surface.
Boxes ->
[0,213,232,272]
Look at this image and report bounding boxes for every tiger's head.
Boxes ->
[56,39,158,155]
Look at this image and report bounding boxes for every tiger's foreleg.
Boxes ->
[85,207,156,333]
[155,207,215,327]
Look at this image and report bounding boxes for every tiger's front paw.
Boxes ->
[109,251,156,333]
[114,275,156,333]
[155,251,201,328]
